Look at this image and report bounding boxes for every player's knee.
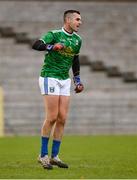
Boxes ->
[50,117,57,125]
[43,116,57,126]
[46,116,57,126]
[57,114,67,126]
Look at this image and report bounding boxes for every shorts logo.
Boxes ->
[49,87,55,93]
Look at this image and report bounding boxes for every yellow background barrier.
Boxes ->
[0,87,4,136]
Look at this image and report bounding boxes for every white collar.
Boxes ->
[62,27,73,36]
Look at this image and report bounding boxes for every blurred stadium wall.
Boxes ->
[0,87,4,137]
[0,0,137,136]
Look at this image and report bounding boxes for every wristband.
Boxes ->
[73,75,81,85]
[46,44,54,51]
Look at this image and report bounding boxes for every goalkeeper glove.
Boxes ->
[73,75,84,93]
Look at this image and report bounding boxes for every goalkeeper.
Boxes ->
[32,9,84,170]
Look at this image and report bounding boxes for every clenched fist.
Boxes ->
[75,83,84,93]
[52,43,65,51]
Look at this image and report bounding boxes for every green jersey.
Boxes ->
[40,28,82,80]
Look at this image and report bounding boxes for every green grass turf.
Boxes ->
[0,135,137,179]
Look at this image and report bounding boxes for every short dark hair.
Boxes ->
[64,10,80,21]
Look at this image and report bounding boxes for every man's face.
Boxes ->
[68,13,82,32]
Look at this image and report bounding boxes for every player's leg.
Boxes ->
[38,77,60,169]
[53,95,70,140]
[39,77,60,155]
[41,95,59,137]
[50,95,70,168]
[38,95,59,169]
[41,95,59,156]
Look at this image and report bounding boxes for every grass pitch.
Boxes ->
[0,135,137,179]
